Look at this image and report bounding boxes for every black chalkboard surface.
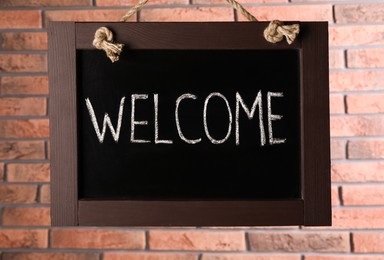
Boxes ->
[49,22,330,226]
[77,49,301,200]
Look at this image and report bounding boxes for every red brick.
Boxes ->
[0,11,41,29]
[330,71,384,92]
[2,32,47,51]
[0,162,4,182]
[331,186,340,206]
[194,0,286,4]
[7,163,50,182]
[40,184,50,203]
[45,9,135,23]
[104,253,198,260]
[2,253,99,260]
[0,141,45,160]
[0,98,46,116]
[202,255,300,260]
[292,0,351,1]
[333,208,384,229]
[140,7,234,22]
[0,0,91,6]
[248,232,349,252]
[329,50,344,69]
[330,116,384,137]
[97,0,188,5]
[149,231,245,251]
[354,233,384,253]
[0,119,49,138]
[332,162,384,182]
[0,54,47,73]
[329,25,384,47]
[305,256,384,260]
[0,76,48,95]
[331,139,345,160]
[346,93,384,114]
[0,184,37,203]
[237,5,332,22]
[347,49,384,68]
[2,207,50,226]
[330,94,344,114]
[343,185,384,206]
[0,229,47,248]
[204,226,299,230]
[348,140,384,159]
[51,229,145,249]
[335,4,384,23]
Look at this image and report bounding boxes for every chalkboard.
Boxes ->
[49,22,330,226]
[78,49,301,200]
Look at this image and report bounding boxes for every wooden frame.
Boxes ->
[49,22,330,226]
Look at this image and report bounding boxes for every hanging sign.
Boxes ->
[49,22,330,226]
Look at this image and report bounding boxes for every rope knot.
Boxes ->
[263,20,300,45]
[93,27,124,63]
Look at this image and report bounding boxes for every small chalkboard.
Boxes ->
[49,22,331,226]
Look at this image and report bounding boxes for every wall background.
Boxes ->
[0,0,383,259]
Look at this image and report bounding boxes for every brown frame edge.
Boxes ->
[301,22,331,226]
[49,22,78,226]
[79,200,303,226]
[49,22,330,226]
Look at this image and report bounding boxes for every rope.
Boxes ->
[225,0,257,22]
[120,0,148,22]
[264,20,300,45]
[93,27,124,63]
[93,0,300,61]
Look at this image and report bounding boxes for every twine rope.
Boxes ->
[93,0,300,62]
[120,0,149,22]
[264,20,300,45]
[225,0,257,22]
[93,26,124,63]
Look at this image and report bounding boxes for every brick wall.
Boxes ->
[0,0,383,259]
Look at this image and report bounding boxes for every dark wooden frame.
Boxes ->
[49,22,330,226]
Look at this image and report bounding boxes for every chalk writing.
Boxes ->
[85,91,286,145]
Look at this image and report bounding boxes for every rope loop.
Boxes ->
[92,27,124,63]
[93,1,301,61]
[263,20,300,45]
